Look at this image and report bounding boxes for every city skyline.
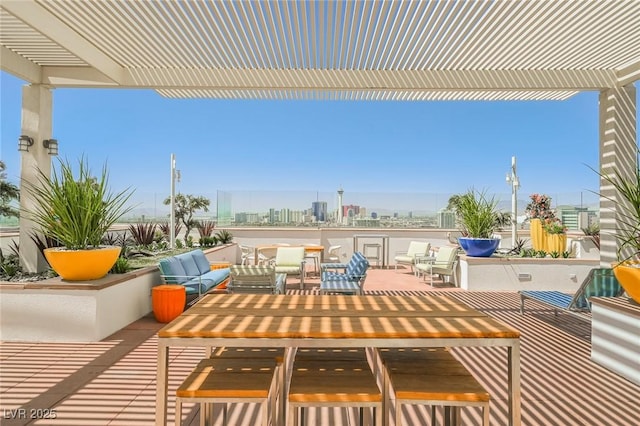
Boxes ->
[1,71,638,205]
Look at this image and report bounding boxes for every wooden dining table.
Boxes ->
[156,293,521,426]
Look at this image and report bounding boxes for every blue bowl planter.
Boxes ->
[458,237,500,257]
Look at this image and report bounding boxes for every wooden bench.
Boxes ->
[175,357,278,426]
[376,347,490,426]
[288,349,382,426]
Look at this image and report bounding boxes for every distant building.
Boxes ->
[438,210,456,229]
[280,208,291,224]
[343,204,360,217]
[312,201,328,222]
[354,218,380,227]
[556,206,598,230]
[371,212,378,219]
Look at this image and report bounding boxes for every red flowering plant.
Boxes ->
[524,193,556,221]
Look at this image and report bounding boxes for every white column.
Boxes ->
[598,85,637,266]
[19,84,53,273]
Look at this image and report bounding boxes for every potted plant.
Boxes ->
[23,156,135,281]
[450,189,502,257]
[543,218,568,255]
[593,152,640,303]
[524,193,556,251]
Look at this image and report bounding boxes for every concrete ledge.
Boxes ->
[459,255,599,292]
[0,266,160,342]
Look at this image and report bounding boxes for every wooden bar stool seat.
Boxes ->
[210,347,287,426]
[288,350,382,426]
[376,348,490,426]
[175,358,278,426]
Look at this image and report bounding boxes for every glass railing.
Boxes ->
[108,189,601,231]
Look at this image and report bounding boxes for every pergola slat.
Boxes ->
[1,0,637,99]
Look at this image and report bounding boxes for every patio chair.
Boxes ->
[326,245,342,263]
[320,251,369,295]
[273,246,306,289]
[519,268,623,318]
[228,265,287,294]
[394,241,431,275]
[303,243,321,278]
[415,246,459,288]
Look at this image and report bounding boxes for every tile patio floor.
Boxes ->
[1,267,638,425]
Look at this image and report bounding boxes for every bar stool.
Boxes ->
[375,348,491,426]
[175,357,278,426]
[288,348,382,426]
[210,347,287,426]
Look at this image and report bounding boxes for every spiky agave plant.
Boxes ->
[23,156,135,250]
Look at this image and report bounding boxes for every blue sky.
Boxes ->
[1,71,638,212]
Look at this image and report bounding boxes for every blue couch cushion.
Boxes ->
[158,257,188,284]
[191,249,212,275]
[185,268,230,293]
[177,252,201,277]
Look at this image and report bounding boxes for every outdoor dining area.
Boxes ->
[157,292,519,426]
[2,1,639,425]
[2,267,639,426]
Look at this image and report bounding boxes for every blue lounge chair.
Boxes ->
[319,251,369,295]
[519,268,623,318]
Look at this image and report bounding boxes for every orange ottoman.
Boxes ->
[152,285,186,323]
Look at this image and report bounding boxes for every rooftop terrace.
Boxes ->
[1,269,638,426]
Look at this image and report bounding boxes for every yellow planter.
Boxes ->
[529,218,547,251]
[545,233,567,255]
[44,246,121,281]
[613,260,640,304]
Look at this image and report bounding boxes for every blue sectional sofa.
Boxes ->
[158,249,231,298]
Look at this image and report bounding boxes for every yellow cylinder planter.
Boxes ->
[613,260,640,304]
[529,218,547,251]
[44,246,121,281]
[545,233,567,255]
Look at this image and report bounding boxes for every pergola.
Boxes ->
[1,0,638,272]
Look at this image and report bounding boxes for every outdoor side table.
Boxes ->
[152,284,186,323]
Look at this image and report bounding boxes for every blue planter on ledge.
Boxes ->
[458,237,500,257]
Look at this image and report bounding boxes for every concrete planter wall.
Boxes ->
[0,244,238,342]
[459,255,599,292]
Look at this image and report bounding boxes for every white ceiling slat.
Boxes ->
[271,0,291,68]
[371,0,401,70]
[1,0,638,101]
[210,1,246,68]
[337,2,358,69]
[430,0,487,69]
[3,0,121,80]
[403,0,445,70]
[252,0,277,69]
[417,0,467,69]
[383,1,426,69]
[393,0,432,69]
[185,1,227,68]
